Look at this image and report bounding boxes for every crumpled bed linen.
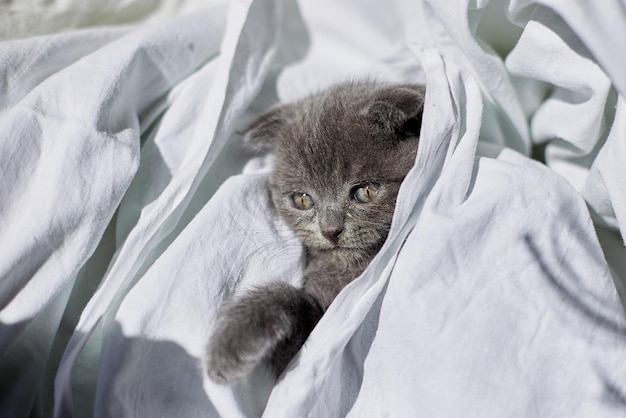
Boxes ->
[0,0,226,41]
[1,0,626,417]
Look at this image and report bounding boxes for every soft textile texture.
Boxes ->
[1,0,625,417]
[0,0,227,41]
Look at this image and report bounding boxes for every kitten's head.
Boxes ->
[244,81,424,254]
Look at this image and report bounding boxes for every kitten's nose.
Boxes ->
[322,227,343,245]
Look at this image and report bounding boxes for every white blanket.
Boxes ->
[1,0,625,417]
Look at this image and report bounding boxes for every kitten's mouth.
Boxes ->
[320,241,341,250]
[303,233,381,252]
[309,240,345,251]
[318,242,368,251]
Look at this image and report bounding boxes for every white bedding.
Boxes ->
[1,0,625,417]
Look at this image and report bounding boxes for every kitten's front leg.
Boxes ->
[205,282,323,384]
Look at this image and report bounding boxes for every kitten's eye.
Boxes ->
[291,192,315,210]
[353,184,379,203]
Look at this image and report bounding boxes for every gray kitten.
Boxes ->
[205,81,425,384]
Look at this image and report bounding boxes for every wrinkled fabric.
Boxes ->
[0,0,226,41]
[0,0,625,417]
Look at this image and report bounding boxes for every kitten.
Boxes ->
[205,81,425,384]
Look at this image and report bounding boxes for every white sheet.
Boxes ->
[0,0,227,41]
[1,0,625,417]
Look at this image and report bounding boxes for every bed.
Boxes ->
[1,0,625,416]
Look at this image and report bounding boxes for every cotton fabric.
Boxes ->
[1,1,625,417]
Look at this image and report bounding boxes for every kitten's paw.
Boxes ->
[205,300,293,384]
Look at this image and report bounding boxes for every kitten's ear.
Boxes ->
[362,84,425,134]
[243,104,294,151]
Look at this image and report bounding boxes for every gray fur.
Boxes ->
[205,81,425,384]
